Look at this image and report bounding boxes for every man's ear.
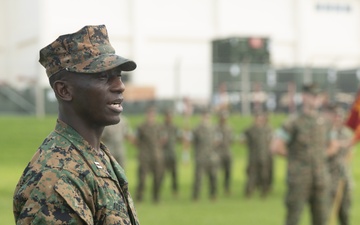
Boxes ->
[53,80,73,101]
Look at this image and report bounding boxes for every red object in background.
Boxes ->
[345,91,360,142]
[248,38,263,49]
[345,92,360,131]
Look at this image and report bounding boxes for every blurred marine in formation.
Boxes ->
[323,105,353,225]
[135,106,164,203]
[192,109,219,201]
[214,111,234,195]
[271,84,336,225]
[243,111,273,198]
[160,109,181,196]
[102,116,134,169]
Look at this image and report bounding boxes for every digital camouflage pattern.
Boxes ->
[39,25,136,78]
[243,124,273,197]
[161,123,180,193]
[13,120,140,225]
[161,124,179,161]
[328,126,353,225]
[281,113,330,225]
[214,123,233,193]
[192,122,219,199]
[135,122,164,202]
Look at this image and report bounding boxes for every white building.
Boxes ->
[1,0,360,102]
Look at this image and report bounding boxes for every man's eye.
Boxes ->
[99,72,109,79]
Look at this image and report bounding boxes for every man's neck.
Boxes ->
[58,114,104,152]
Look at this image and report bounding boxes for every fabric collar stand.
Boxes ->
[54,120,128,188]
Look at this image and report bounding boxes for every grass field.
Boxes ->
[0,114,359,225]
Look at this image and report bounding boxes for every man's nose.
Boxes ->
[111,77,125,93]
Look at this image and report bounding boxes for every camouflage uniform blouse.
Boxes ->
[161,123,180,161]
[215,124,233,159]
[244,124,273,164]
[192,123,218,164]
[13,120,140,225]
[277,113,330,186]
[136,122,162,162]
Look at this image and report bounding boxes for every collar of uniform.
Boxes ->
[54,119,126,183]
[101,143,129,187]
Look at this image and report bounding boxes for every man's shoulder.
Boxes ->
[138,122,151,130]
[244,125,258,134]
[281,114,302,129]
[194,124,209,132]
[33,132,88,172]
[138,122,158,133]
[40,131,71,149]
[165,124,178,132]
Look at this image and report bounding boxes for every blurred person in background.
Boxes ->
[101,115,134,169]
[176,96,193,165]
[160,109,182,197]
[192,109,219,201]
[13,25,140,225]
[212,82,230,113]
[323,104,353,225]
[134,106,164,203]
[214,110,234,195]
[243,111,273,198]
[271,83,336,225]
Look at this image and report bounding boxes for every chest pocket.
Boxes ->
[96,208,131,225]
[290,118,317,147]
[294,125,311,147]
[94,177,132,225]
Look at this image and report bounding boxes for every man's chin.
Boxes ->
[105,117,121,126]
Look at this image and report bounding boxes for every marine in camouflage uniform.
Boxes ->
[214,111,234,194]
[13,25,140,224]
[192,110,219,200]
[160,110,181,195]
[102,116,132,168]
[14,121,140,225]
[325,106,353,225]
[243,112,273,198]
[135,106,164,203]
[272,84,333,225]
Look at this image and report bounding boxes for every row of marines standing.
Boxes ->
[102,84,354,225]
[102,106,274,202]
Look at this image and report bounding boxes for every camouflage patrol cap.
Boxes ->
[39,25,136,78]
[302,83,321,95]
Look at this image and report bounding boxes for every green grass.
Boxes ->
[0,114,359,225]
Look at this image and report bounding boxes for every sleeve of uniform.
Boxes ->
[191,128,197,145]
[135,126,141,139]
[275,116,296,143]
[15,170,93,225]
[275,128,290,143]
[329,129,337,140]
[243,128,249,140]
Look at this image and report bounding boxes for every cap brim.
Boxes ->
[67,54,136,73]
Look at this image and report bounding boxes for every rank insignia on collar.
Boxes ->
[94,161,103,169]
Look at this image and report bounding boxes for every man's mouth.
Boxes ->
[110,103,121,108]
[108,99,123,113]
